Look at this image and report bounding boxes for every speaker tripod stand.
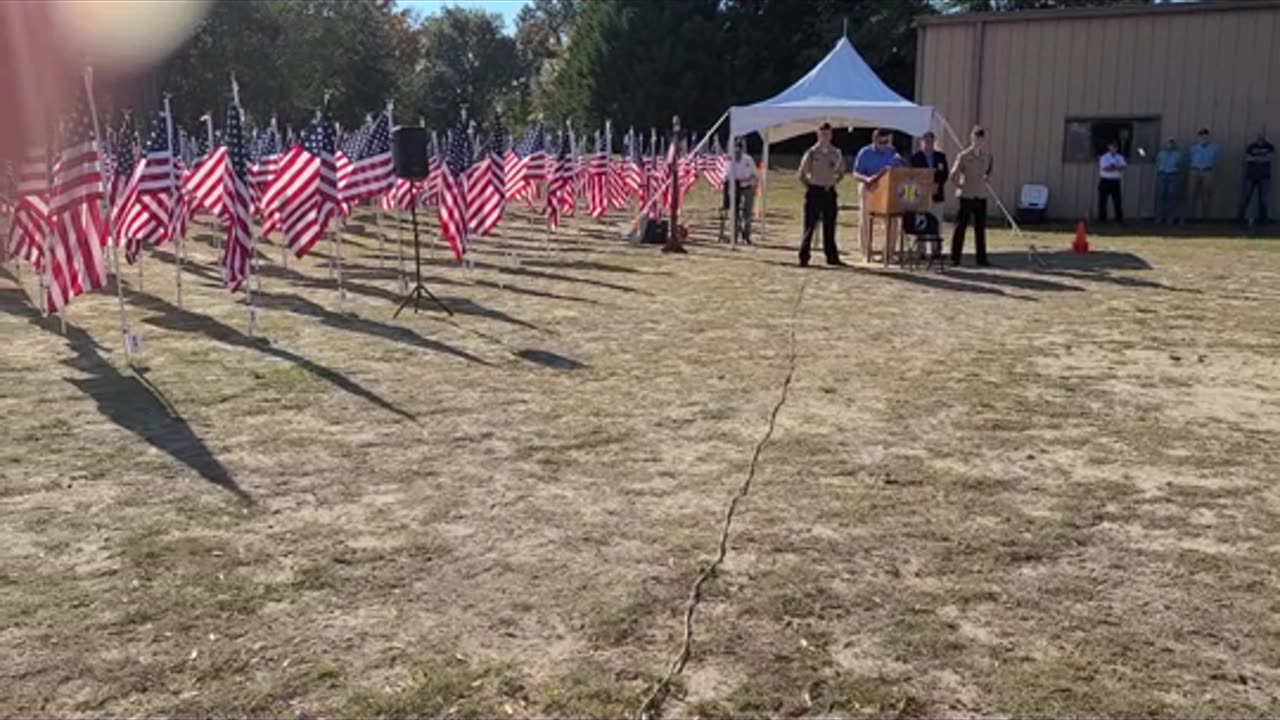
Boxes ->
[394,187,452,318]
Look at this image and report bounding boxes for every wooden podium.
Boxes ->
[861,167,935,266]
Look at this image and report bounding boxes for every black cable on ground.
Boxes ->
[634,277,809,720]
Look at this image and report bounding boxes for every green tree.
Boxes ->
[156,0,404,129]
[548,0,725,133]
[413,7,523,129]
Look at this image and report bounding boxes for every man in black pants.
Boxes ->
[909,131,948,259]
[948,125,993,266]
[1097,141,1127,224]
[796,122,846,266]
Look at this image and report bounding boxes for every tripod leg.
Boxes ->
[416,283,453,316]
[393,290,417,319]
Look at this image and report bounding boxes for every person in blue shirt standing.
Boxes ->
[1187,128,1218,220]
[853,128,904,261]
[1154,138,1182,224]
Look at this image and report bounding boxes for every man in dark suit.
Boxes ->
[908,131,948,258]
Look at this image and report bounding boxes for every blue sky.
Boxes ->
[399,0,529,32]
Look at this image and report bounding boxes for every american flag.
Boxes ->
[46,81,108,314]
[119,110,180,262]
[182,115,230,218]
[337,110,393,206]
[677,133,699,201]
[545,130,574,230]
[380,176,417,212]
[107,116,138,240]
[466,123,505,236]
[437,121,471,260]
[219,100,254,290]
[587,131,609,220]
[248,121,282,211]
[505,122,545,202]
[259,105,339,258]
[604,130,628,211]
[424,130,443,206]
[700,134,729,190]
[5,145,50,267]
[621,128,644,201]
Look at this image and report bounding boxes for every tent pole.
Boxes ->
[760,130,770,245]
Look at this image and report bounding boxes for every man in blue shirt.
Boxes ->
[1188,128,1218,220]
[853,128,904,260]
[1238,129,1274,225]
[1154,138,1182,224]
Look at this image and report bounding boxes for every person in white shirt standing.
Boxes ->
[725,140,760,243]
[1098,141,1128,224]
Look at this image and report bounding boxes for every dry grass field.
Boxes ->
[2,175,1279,717]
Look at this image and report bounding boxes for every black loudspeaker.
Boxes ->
[392,126,428,180]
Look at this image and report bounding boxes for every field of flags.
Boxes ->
[1,75,733,324]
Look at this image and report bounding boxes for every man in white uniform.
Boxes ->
[726,141,759,243]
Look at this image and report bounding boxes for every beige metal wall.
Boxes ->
[918,2,1280,220]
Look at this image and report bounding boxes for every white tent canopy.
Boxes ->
[729,37,935,141]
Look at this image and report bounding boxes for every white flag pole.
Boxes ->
[128,113,146,292]
[282,124,292,271]
[377,100,392,272]
[202,112,219,252]
[86,67,136,362]
[163,95,184,309]
[231,76,259,337]
[605,119,613,218]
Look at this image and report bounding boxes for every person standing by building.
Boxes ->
[1188,128,1218,220]
[909,131,948,256]
[1238,129,1274,225]
[1155,138,1182,224]
[1098,141,1127,224]
[796,122,846,267]
[853,127,904,262]
[948,125,993,267]
[725,140,759,243]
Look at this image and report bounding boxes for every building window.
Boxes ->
[1063,117,1160,163]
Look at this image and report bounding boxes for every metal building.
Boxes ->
[915,0,1280,221]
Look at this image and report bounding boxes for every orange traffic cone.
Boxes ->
[1072,219,1090,254]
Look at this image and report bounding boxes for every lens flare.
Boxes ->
[49,0,211,72]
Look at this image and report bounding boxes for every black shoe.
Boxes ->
[799,255,810,267]
[977,259,992,267]
[950,259,961,267]
[826,258,847,267]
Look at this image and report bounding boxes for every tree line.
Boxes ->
[137,0,1154,137]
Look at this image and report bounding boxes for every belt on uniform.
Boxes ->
[808,184,835,191]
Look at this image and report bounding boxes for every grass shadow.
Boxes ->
[987,249,1153,272]
[0,286,252,504]
[945,268,1086,293]
[129,291,417,422]
[864,267,1038,301]
[252,291,491,366]
[514,348,585,370]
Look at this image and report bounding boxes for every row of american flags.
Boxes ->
[1,77,731,317]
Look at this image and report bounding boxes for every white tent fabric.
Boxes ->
[729,37,935,141]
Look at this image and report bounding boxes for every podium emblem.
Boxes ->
[896,181,924,206]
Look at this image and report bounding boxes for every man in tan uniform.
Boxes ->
[796,122,846,266]
[948,125,993,267]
